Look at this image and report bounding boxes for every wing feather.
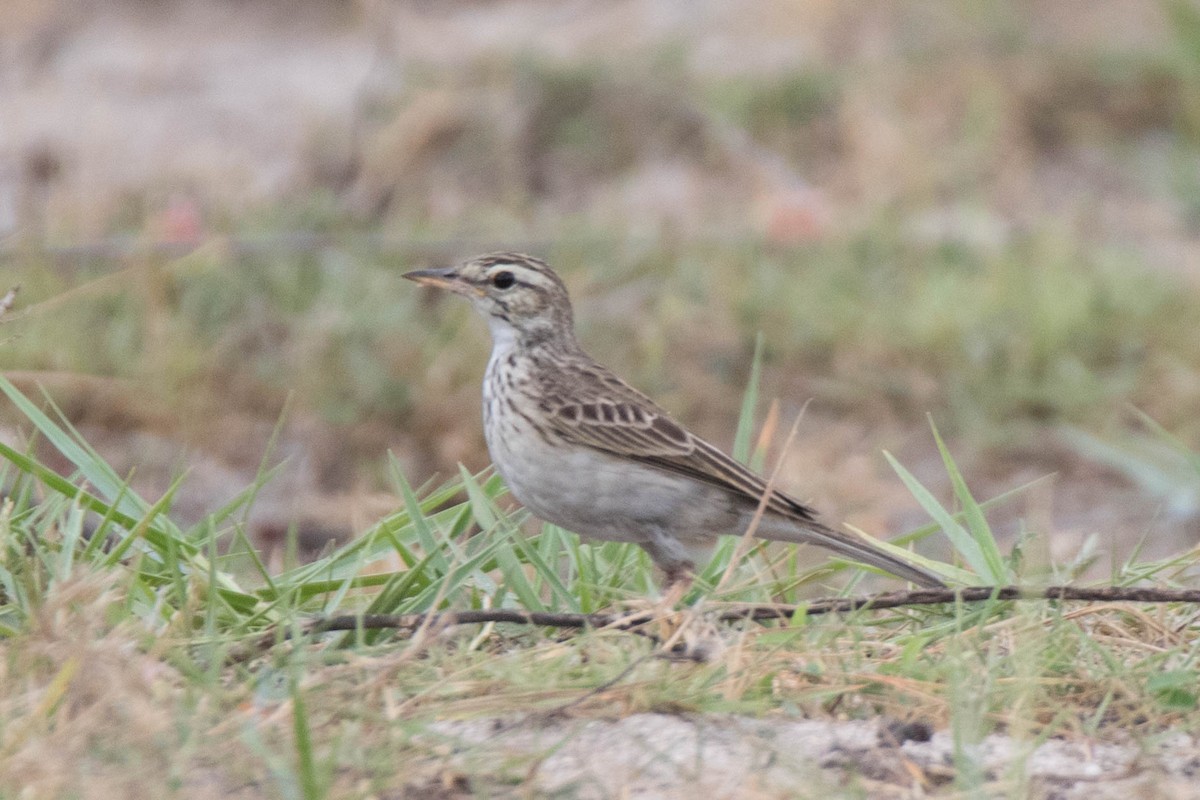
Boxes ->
[536,358,945,588]
[541,361,819,521]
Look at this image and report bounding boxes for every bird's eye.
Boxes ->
[491,270,515,290]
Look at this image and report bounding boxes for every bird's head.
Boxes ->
[404,252,576,348]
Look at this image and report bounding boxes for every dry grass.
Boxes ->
[0,404,1195,796]
[7,590,1197,797]
[3,3,1200,796]
[0,573,233,798]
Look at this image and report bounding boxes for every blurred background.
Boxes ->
[2,0,1199,573]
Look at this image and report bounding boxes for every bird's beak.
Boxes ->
[404,266,488,297]
[402,266,461,290]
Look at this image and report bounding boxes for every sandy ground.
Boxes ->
[423,713,1200,798]
[3,2,1200,793]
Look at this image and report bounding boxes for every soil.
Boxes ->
[421,713,1200,798]
[4,3,1200,794]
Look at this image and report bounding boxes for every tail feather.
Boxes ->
[754,516,945,588]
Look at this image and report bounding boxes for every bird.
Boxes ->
[404,253,945,592]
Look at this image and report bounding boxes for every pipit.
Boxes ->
[405,253,944,590]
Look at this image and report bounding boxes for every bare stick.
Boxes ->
[293,585,1200,639]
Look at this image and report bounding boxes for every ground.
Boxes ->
[2,1,1200,797]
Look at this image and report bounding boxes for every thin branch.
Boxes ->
[298,585,1200,637]
[307,609,642,634]
[725,585,1200,622]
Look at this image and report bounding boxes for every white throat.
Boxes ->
[485,314,520,358]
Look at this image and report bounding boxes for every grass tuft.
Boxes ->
[2,354,1200,794]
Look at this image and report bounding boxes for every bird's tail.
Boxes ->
[754,516,946,588]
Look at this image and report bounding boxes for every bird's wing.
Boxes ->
[540,360,946,588]
[540,361,819,522]
[542,359,945,585]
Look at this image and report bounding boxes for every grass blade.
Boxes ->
[929,418,1009,583]
[885,450,991,580]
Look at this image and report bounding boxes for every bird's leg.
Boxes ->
[659,565,694,611]
[656,564,722,659]
[643,531,696,612]
[607,563,691,634]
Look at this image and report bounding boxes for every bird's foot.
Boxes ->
[658,566,694,612]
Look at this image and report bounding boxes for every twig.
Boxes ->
[723,585,1200,622]
[306,609,652,634]
[225,584,1200,662]
[294,585,1200,638]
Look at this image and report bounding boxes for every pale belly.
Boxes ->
[484,405,733,548]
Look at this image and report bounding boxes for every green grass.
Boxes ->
[2,370,1200,796]
[4,212,1200,795]
[5,228,1198,455]
[6,5,1200,793]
